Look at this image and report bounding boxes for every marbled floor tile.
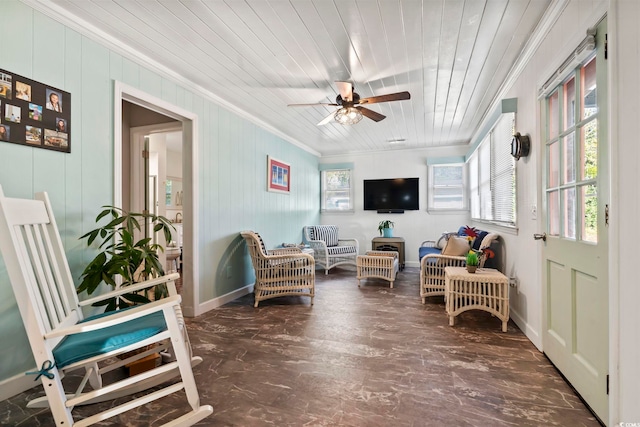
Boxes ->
[0,267,602,426]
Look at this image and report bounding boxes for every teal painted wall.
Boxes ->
[0,1,319,386]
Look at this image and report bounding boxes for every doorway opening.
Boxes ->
[114,81,200,317]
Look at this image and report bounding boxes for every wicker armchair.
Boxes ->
[357,250,399,288]
[241,231,315,307]
[420,254,466,303]
[303,225,359,274]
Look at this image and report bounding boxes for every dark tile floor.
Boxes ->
[1,267,601,426]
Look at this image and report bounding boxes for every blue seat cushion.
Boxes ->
[53,307,167,369]
[419,246,442,261]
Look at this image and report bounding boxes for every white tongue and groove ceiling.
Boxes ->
[31,0,551,156]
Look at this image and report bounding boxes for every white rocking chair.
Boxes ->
[0,186,212,426]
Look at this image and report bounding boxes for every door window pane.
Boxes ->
[563,132,575,184]
[549,91,559,139]
[549,141,559,187]
[581,120,598,180]
[549,190,560,236]
[564,77,576,130]
[582,57,597,119]
[581,184,598,243]
[562,188,576,239]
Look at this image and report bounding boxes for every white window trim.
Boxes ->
[320,168,354,213]
[427,162,468,212]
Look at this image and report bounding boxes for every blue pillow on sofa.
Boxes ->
[456,226,488,251]
[472,231,488,250]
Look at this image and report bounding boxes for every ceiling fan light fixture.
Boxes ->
[334,107,363,125]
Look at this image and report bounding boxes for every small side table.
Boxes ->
[444,266,509,332]
[371,237,405,270]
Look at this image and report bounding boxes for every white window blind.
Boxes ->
[469,112,516,226]
[479,135,492,219]
[469,151,479,218]
[492,114,516,224]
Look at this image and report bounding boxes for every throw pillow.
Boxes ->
[442,236,470,257]
[480,233,499,249]
[472,231,489,250]
[436,233,449,249]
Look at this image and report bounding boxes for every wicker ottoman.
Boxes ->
[357,250,400,288]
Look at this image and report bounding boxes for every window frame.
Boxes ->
[320,168,354,213]
[427,162,468,212]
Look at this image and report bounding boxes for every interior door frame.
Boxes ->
[114,81,200,317]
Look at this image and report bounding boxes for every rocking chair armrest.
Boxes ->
[78,273,181,307]
[45,295,183,339]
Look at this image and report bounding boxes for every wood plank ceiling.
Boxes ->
[36,0,551,156]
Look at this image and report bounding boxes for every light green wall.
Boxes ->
[0,1,319,385]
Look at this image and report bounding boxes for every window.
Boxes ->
[468,112,516,227]
[544,56,598,242]
[428,163,467,211]
[321,169,353,212]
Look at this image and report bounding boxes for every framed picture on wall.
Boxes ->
[267,156,290,194]
[0,68,71,153]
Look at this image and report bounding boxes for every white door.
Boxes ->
[540,19,608,423]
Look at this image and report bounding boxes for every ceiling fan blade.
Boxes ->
[335,81,353,102]
[358,91,411,105]
[357,106,386,122]
[288,102,338,107]
[317,110,337,126]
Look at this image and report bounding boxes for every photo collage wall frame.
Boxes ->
[0,68,71,153]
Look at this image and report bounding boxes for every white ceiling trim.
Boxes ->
[21,0,321,157]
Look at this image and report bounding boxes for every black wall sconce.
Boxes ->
[511,132,531,160]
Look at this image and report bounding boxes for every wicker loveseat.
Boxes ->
[241,231,315,307]
[419,227,501,303]
[303,225,359,274]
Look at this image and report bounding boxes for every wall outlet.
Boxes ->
[509,277,519,294]
[226,265,232,278]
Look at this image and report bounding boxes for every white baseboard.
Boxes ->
[195,283,254,315]
[0,371,39,402]
[510,308,542,351]
[405,261,420,268]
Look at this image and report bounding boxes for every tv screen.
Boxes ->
[363,178,419,211]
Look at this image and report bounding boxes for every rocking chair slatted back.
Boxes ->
[0,188,80,341]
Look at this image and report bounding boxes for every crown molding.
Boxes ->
[471,0,570,144]
[20,0,320,157]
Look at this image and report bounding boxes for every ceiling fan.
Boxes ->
[288,81,410,126]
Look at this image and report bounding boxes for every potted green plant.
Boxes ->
[378,220,395,237]
[466,250,479,273]
[77,206,175,312]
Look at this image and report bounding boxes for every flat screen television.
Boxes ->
[363,178,419,212]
